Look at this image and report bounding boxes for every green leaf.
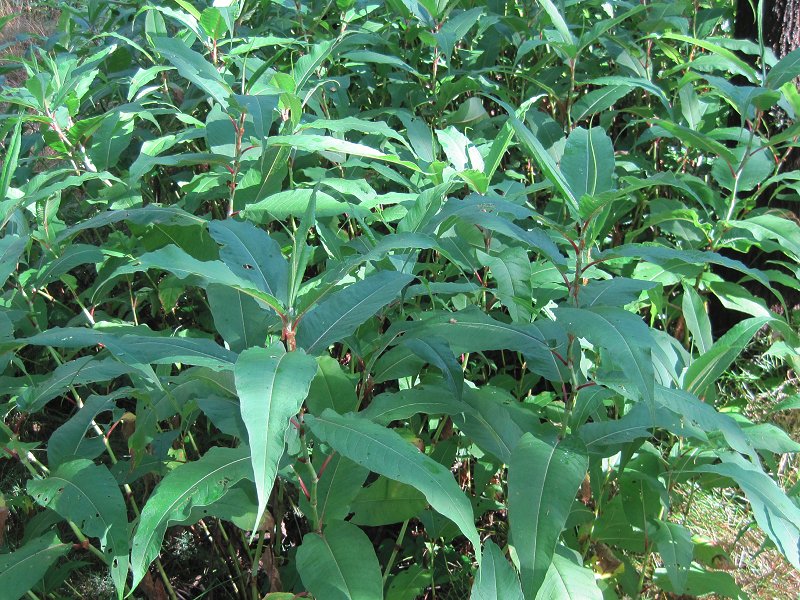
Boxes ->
[267,134,420,172]
[359,386,468,425]
[234,344,317,533]
[112,245,284,313]
[398,337,463,401]
[653,565,747,600]
[560,126,615,199]
[307,355,360,416]
[351,477,426,526]
[470,540,524,600]
[535,549,602,600]
[21,356,134,413]
[510,118,579,215]
[130,446,252,590]
[401,308,568,382]
[766,46,800,89]
[0,532,70,600]
[477,246,533,323]
[305,410,481,560]
[296,520,383,600]
[649,519,693,594]
[209,219,290,305]
[296,271,413,355]
[151,36,231,107]
[554,307,655,404]
[683,317,770,398]
[21,328,237,373]
[34,244,103,286]
[692,452,800,570]
[313,453,369,523]
[28,460,129,598]
[0,235,26,287]
[47,392,119,467]
[207,285,273,353]
[682,285,713,354]
[508,433,588,596]
[731,214,800,263]
[572,85,633,123]
[0,114,22,202]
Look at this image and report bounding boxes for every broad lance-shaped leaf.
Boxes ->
[399,307,568,382]
[536,548,603,600]
[296,270,413,355]
[152,36,231,108]
[470,540,524,600]
[648,520,693,594]
[508,433,588,597]
[0,532,70,600]
[691,452,800,570]
[296,520,383,600]
[130,446,252,590]
[560,126,615,199]
[111,245,284,313]
[234,344,317,534]
[28,460,129,599]
[510,118,579,216]
[399,337,463,401]
[208,219,289,305]
[305,410,481,561]
[683,317,771,398]
[18,327,236,372]
[554,306,655,404]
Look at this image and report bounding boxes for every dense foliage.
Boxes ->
[1,0,799,598]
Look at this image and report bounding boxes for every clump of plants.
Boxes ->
[0,0,799,599]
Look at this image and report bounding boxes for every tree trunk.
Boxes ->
[736,0,800,58]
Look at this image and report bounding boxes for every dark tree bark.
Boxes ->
[736,0,800,58]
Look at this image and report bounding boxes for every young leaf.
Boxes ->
[305,410,481,561]
[28,460,129,599]
[130,446,252,590]
[470,540,524,600]
[508,433,588,596]
[234,344,317,534]
[296,521,383,600]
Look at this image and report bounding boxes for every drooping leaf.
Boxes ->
[305,410,481,560]
[208,219,289,305]
[28,460,129,598]
[151,36,231,107]
[649,519,693,594]
[234,344,317,533]
[470,540,524,600]
[508,433,588,596]
[535,549,603,600]
[130,446,252,590]
[560,126,615,199]
[296,520,383,600]
[0,532,70,600]
[683,317,771,398]
[296,271,413,355]
[350,477,427,526]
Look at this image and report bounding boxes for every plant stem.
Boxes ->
[382,519,409,585]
